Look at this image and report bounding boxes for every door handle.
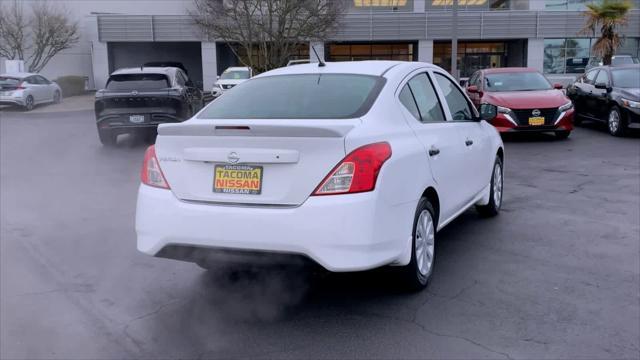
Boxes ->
[428,147,440,157]
[465,139,473,146]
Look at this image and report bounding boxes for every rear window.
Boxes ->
[106,74,170,91]
[199,74,385,119]
[0,77,21,89]
[220,70,250,80]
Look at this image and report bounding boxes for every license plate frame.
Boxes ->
[129,114,145,124]
[213,164,263,195]
[528,116,545,126]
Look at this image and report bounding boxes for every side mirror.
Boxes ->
[467,85,479,93]
[479,103,497,121]
[553,83,563,90]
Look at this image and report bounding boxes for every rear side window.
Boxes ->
[434,73,474,121]
[199,74,385,119]
[404,73,445,123]
[106,74,170,91]
[584,70,598,85]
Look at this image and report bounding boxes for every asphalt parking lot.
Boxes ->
[1,109,639,359]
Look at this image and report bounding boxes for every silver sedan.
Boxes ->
[0,73,62,111]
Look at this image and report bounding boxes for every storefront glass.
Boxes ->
[327,43,415,61]
[543,38,640,74]
[433,41,508,77]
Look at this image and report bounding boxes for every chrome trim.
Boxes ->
[503,113,518,126]
[554,111,566,125]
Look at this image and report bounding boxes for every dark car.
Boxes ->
[143,61,189,75]
[465,67,574,139]
[566,65,640,136]
[95,67,203,146]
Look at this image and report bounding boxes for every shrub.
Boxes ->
[54,76,86,97]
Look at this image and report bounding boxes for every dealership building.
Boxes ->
[4,0,639,90]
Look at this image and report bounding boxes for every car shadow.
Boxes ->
[576,121,640,138]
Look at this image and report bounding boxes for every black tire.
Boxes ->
[555,130,571,140]
[53,91,61,104]
[476,156,503,217]
[98,129,117,146]
[144,128,157,144]
[400,198,436,291]
[607,106,627,137]
[23,95,34,111]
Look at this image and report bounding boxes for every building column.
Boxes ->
[309,41,325,63]
[418,40,434,63]
[87,15,109,90]
[202,42,218,91]
[526,38,544,72]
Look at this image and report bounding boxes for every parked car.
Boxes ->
[136,61,505,290]
[0,73,62,111]
[143,61,189,75]
[211,67,253,98]
[95,66,203,146]
[566,64,640,136]
[465,67,574,139]
[585,55,640,71]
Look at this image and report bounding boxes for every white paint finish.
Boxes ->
[418,40,434,63]
[136,60,504,272]
[527,38,545,72]
[201,42,217,91]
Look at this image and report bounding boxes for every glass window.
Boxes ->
[175,72,186,86]
[199,74,385,119]
[434,73,474,121]
[584,70,598,84]
[0,76,21,89]
[106,74,171,91]
[399,85,421,121]
[35,76,51,84]
[220,70,250,80]
[595,69,609,85]
[611,68,640,88]
[406,73,445,123]
[484,72,552,92]
[352,0,413,11]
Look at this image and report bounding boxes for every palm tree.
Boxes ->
[580,0,633,65]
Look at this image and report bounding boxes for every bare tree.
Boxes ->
[190,0,345,72]
[0,0,79,73]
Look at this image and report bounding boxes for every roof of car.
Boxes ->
[481,67,540,74]
[259,61,426,77]
[0,72,37,78]
[111,67,179,76]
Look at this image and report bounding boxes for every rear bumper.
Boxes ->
[0,98,25,106]
[135,184,413,272]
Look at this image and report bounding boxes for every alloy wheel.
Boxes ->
[25,96,34,111]
[493,162,503,208]
[415,209,435,276]
[608,109,620,134]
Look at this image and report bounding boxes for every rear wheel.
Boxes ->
[23,95,34,111]
[400,198,436,290]
[608,106,626,137]
[98,129,117,146]
[555,131,571,140]
[476,156,503,217]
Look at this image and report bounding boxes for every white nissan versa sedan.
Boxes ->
[136,61,504,289]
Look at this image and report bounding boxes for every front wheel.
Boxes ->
[400,198,436,291]
[476,156,503,217]
[607,106,626,137]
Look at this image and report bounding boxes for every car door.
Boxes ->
[433,71,492,200]
[396,71,469,223]
[592,68,611,121]
[35,76,54,102]
[575,69,599,118]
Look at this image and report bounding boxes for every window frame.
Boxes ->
[396,70,447,124]
[431,70,479,122]
[594,68,610,86]
[584,69,599,85]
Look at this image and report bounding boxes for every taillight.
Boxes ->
[16,82,25,90]
[141,145,170,189]
[312,142,391,196]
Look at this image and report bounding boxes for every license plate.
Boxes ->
[129,115,145,124]
[213,165,263,195]
[528,116,545,126]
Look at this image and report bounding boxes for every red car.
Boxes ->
[465,68,574,139]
